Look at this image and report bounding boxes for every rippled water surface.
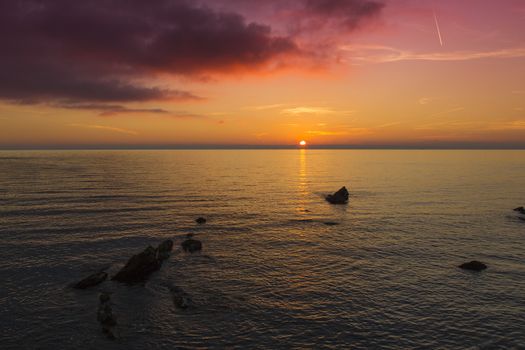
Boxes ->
[1,150,525,349]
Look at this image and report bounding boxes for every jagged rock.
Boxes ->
[97,293,117,340]
[458,261,487,272]
[196,217,207,224]
[112,246,161,283]
[73,271,108,289]
[513,206,525,215]
[186,233,195,238]
[325,186,349,204]
[157,239,174,260]
[181,239,202,253]
[168,285,194,309]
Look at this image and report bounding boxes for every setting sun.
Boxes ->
[299,140,307,146]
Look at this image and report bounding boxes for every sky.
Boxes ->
[1,0,524,148]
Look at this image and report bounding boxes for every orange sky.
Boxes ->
[1,0,524,148]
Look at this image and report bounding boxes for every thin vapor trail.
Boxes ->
[433,9,444,47]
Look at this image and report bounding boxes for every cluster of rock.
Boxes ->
[70,195,518,342]
[70,217,209,340]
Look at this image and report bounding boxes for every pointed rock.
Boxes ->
[513,206,525,214]
[112,246,161,284]
[325,186,349,204]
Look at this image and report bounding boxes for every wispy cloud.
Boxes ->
[58,102,210,120]
[413,120,478,131]
[377,121,402,128]
[340,45,525,63]
[487,120,525,130]
[69,123,138,135]
[244,104,288,111]
[281,107,354,115]
[306,128,370,136]
[56,103,170,116]
[419,97,434,105]
[427,107,465,118]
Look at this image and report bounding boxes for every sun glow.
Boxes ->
[299,140,307,146]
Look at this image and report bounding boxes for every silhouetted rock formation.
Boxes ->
[514,206,525,215]
[181,238,202,253]
[326,186,349,204]
[112,240,173,283]
[196,217,207,224]
[168,285,193,309]
[97,293,117,339]
[73,271,108,289]
[458,260,487,271]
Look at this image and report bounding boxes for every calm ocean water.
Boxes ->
[0,150,524,349]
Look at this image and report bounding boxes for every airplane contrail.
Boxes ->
[433,9,444,47]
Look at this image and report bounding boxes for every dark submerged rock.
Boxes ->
[325,186,349,205]
[196,217,207,224]
[168,285,194,309]
[157,239,174,260]
[73,271,108,289]
[181,238,202,253]
[323,221,340,226]
[97,293,117,339]
[513,206,525,214]
[458,260,487,272]
[112,246,161,283]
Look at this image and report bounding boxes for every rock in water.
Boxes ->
[112,246,161,283]
[181,239,202,253]
[513,206,525,214]
[168,285,194,309]
[73,271,108,289]
[458,261,488,272]
[97,293,117,339]
[323,221,340,226]
[157,239,174,260]
[196,217,207,224]
[325,186,349,204]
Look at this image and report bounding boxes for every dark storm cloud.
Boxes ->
[0,0,383,109]
[0,0,296,106]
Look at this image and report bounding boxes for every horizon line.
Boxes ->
[2,144,525,151]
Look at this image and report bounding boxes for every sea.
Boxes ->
[0,150,524,349]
